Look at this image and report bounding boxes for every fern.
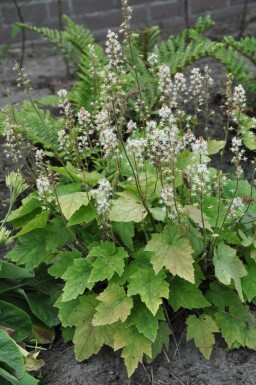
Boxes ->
[132,26,160,62]
[224,36,256,66]
[16,101,63,149]
[18,16,95,73]
[213,45,253,88]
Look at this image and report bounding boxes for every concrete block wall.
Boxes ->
[0,0,255,46]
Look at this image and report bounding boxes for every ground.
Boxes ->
[0,17,256,384]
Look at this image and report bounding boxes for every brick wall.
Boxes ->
[0,0,255,46]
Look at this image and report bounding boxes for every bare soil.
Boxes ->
[0,16,256,384]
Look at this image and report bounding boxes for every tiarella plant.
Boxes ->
[2,0,256,378]
[0,173,59,385]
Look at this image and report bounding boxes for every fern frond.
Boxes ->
[132,26,160,62]
[213,45,253,87]
[224,36,256,66]
[17,16,95,73]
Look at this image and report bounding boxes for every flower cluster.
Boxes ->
[92,179,113,231]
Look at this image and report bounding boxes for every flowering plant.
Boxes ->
[2,0,256,377]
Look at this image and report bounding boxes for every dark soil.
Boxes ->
[0,15,256,384]
[41,334,256,385]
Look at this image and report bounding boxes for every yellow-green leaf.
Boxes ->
[58,192,89,220]
[127,268,169,315]
[92,284,133,326]
[213,242,247,301]
[186,314,218,359]
[145,225,195,283]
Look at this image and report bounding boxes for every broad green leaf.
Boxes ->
[127,268,169,315]
[0,261,34,279]
[238,229,253,247]
[184,205,213,232]
[62,258,93,301]
[48,249,82,278]
[169,277,210,311]
[55,296,80,328]
[0,301,32,341]
[112,222,134,250]
[7,229,48,269]
[0,329,25,379]
[81,170,103,185]
[25,293,59,328]
[92,284,133,326]
[110,192,147,223]
[145,225,195,283]
[58,192,89,220]
[46,217,74,250]
[68,204,97,226]
[61,326,75,343]
[69,294,114,361]
[242,264,256,301]
[149,321,172,362]
[55,183,81,196]
[88,243,128,284]
[113,324,152,377]
[186,314,218,359]
[126,298,164,341]
[207,140,225,155]
[240,112,256,150]
[205,282,239,310]
[0,368,20,385]
[8,194,41,223]
[149,207,166,222]
[18,372,39,385]
[213,242,247,301]
[215,310,248,348]
[15,210,49,237]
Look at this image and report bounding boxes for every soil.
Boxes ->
[40,334,256,385]
[0,16,256,385]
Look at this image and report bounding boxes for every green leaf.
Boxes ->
[88,243,128,284]
[205,282,238,310]
[46,217,74,250]
[112,222,134,250]
[7,229,48,269]
[169,277,210,311]
[145,225,195,283]
[58,192,89,220]
[0,329,25,379]
[213,242,247,301]
[186,314,219,359]
[149,207,166,222]
[207,140,225,155]
[126,298,164,341]
[92,284,133,326]
[68,204,97,226]
[127,268,169,315]
[214,308,248,349]
[0,301,32,341]
[18,372,39,385]
[8,194,41,223]
[113,324,152,377]
[110,192,147,223]
[0,368,20,385]
[55,295,80,328]
[0,261,34,279]
[15,210,49,237]
[69,294,114,361]
[48,249,82,278]
[62,258,93,301]
[242,263,256,301]
[25,293,59,328]
[184,205,213,232]
[149,321,172,362]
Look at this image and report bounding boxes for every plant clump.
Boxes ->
[1,0,256,379]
